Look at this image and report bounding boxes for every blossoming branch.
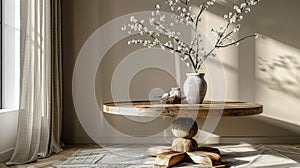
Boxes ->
[122,0,260,73]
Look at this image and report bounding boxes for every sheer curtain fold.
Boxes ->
[50,0,63,154]
[7,0,63,165]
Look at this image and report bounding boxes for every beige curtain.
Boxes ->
[7,0,63,165]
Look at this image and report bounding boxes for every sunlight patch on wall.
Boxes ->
[201,11,239,100]
[255,36,300,125]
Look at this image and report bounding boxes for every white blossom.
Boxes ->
[245,8,251,13]
[155,4,160,10]
[240,3,247,8]
[121,24,126,31]
[130,16,137,22]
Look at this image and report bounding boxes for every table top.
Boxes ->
[103,101,263,118]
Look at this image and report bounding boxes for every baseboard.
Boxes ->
[219,136,300,144]
[0,147,14,163]
[72,136,300,145]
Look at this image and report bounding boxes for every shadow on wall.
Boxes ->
[255,35,300,127]
[258,55,300,99]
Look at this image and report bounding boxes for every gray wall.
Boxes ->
[62,0,300,144]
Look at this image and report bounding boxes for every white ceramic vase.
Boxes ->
[183,73,207,104]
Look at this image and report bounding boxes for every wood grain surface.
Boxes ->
[103,101,263,118]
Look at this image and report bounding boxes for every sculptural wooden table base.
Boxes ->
[147,117,223,167]
[103,101,263,167]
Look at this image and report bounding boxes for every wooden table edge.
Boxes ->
[102,101,263,118]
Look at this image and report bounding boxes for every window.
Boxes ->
[1,0,20,110]
[0,0,2,108]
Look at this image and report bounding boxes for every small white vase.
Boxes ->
[183,73,207,104]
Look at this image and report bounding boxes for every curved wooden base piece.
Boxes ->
[147,146,172,157]
[148,145,224,167]
[171,138,198,152]
[187,151,222,166]
[155,151,185,167]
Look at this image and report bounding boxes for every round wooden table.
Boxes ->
[103,101,262,118]
[103,101,263,167]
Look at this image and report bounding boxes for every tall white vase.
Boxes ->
[183,73,207,104]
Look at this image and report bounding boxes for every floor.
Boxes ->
[1,144,300,168]
[0,145,98,168]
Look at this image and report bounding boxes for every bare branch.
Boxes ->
[179,0,188,5]
[195,3,206,28]
[215,34,256,48]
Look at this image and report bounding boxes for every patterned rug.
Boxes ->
[54,144,300,168]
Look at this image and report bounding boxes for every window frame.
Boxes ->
[0,0,3,108]
[1,0,19,110]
